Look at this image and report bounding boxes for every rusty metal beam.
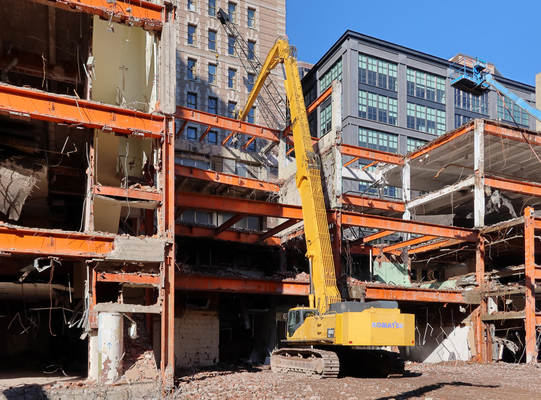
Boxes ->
[175,164,280,192]
[175,225,280,246]
[409,123,473,161]
[28,0,163,30]
[97,272,160,286]
[382,236,438,253]
[342,194,405,213]
[92,186,162,202]
[175,107,279,142]
[341,213,477,241]
[258,219,300,243]
[340,144,403,166]
[0,224,114,257]
[485,123,541,147]
[524,207,538,363]
[408,239,467,254]
[0,84,164,138]
[349,230,395,247]
[364,284,466,303]
[486,176,541,198]
[216,213,248,235]
[176,192,303,220]
[175,274,310,296]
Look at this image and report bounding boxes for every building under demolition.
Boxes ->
[1,0,541,390]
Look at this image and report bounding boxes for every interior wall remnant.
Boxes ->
[93,196,122,234]
[95,131,121,187]
[0,155,47,221]
[372,255,411,286]
[407,323,472,363]
[91,17,157,112]
[174,310,219,368]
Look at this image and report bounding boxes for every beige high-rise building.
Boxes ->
[177,0,287,150]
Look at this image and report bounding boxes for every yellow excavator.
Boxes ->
[224,21,416,376]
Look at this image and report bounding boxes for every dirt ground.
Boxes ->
[1,362,541,399]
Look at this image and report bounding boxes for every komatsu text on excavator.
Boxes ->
[218,9,415,378]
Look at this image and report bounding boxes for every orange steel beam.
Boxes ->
[485,123,541,147]
[176,192,303,220]
[222,131,236,146]
[0,84,164,138]
[175,274,310,296]
[486,176,541,198]
[216,213,248,235]
[258,219,300,243]
[28,0,163,30]
[409,123,473,161]
[97,272,160,286]
[175,225,280,246]
[342,194,405,213]
[176,107,279,142]
[340,144,403,165]
[341,213,477,241]
[382,236,438,253]
[175,164,280,192]
[92,186,162,202]
[343,157,360,168]
[0,224,114,257]
[199,125,212,142]
[176,120,188,138]
[408,238,467,254]
[364,284,467,304]
[524,207,538,363]
[349,230,395,247]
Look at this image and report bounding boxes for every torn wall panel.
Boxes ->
[0,155,46,220]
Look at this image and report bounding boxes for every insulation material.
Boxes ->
[0,155,46,220]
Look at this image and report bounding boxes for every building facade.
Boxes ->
[301,30,536,198]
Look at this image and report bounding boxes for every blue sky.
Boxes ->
[286,0,540,86]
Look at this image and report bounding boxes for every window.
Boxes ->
[498,95,530,126]
[228,68,237,89]
[247,107,255,124]
[208,30,216,51]
[208,0,216,16]
[187,59,196,80]
[247,8,256,28]
[188,0,196,12]
[187,92,197,109]
[358,54,397,91]
[228,36,235,55]
[407,103,446,135]
[359,128,398,154]
[208,96,218,114]
[208,130,218,144]
[187,126,197,141]
[320,102,332,135]
[208,64,217,84]
[454,88,488,114]
[247,73,255,92]
[407,68,446,104]
[454,114,471,128]
[358,90,397,125]
[228,2,237,23]
[304,85,316,107]
[247,41,255,60]
[188,25,197,46]
[407,137,427,153]
[320,59,342,92]
[227,101,237,119]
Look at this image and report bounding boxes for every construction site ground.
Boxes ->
[1,361,541,399]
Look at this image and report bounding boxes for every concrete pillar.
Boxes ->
[88,330,99,380]
[473,120,485,228]
[98,313,123,383]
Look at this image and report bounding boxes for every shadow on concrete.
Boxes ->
[374,381,500,400]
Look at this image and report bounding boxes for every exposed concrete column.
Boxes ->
[473,119,485,228]
[98,313,123,383]
[402,160,411,242]
[278,130,287,180]
[535,72,541,132]
[475,235,488,361]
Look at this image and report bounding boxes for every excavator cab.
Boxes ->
[286,307,317,338]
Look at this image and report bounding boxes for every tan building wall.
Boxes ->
[176,0,287,147]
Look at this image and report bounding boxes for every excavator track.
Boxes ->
[271,348,340,378]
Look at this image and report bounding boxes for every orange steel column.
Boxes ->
[160,116,176,390]
[475,235,488,362]
[524,207,538,363]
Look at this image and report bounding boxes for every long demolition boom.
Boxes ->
[239,39,341,314]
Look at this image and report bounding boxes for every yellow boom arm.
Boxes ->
[240,39,340,314]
